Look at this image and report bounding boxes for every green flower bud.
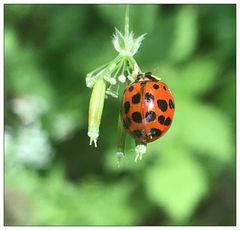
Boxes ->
[88,78,106,147]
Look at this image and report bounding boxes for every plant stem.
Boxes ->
[125,5,129,37]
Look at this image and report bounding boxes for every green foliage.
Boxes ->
[176,99,233,162]
[145,147,208,223]
[169,5,198,63]
[6,166,138,225]
[178,57,219,96]
[4,4,235,226]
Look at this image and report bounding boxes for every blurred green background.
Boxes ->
[4,4,236,226]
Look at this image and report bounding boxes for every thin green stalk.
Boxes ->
[125,5,130,37]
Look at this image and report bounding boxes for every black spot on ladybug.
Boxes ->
[145,111,156,122]
[132,93,141,104]
[157,99,168,112]
[132,112,142,123]
[133,129,142,138]
[164,117,172,126]
[163,86,167,90]
[169,99,175,109]
[128,85,134,92]
[150,128,162,137]
[123,118,131,129]
[153,84,159,89]
[124,101,130,114]
[145,93,154,103]
[158,115,165,124]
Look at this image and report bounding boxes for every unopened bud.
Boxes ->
[88,78,106,147]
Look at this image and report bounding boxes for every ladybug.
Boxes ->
[120,72,175,144]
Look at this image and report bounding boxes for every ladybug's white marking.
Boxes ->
[147,101,154,110]
[150,74,161,81]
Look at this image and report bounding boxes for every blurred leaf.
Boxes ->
[4,4,236,226]
[174,97,233,163]
[5,29,55,101]
[46,5,87,50]
[169,5,198,63]
[136,12,174,66]
[6,165,139,225]
[96,5,126,29]
[130,5,159,33]
[73,179,138,225]
[4,28,18,61]
[97,5,158,33]
[144,147,208,223]
[177,57,219,96]
[215,70,236,121]
[35,168,138,225]
[4,4,33,24]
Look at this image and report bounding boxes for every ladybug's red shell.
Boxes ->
[120,75,175,144]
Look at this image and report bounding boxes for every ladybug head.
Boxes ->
[136,72,159,82]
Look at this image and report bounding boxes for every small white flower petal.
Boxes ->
[112,28,147,57]
[124,32,133,50]
[118,74,126,83]
[127,75,135,82]
[106,90,118,98]
[112,34,121,52]
[86,78,96,88]
[112,28,125,52]
[86,74,97,88]
[110,78,117,85]
[134,144,147,162]
[103,75,116,85]
[114,27,125,40]
[131,33,147,55]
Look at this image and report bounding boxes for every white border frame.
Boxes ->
[1,1,238,229]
